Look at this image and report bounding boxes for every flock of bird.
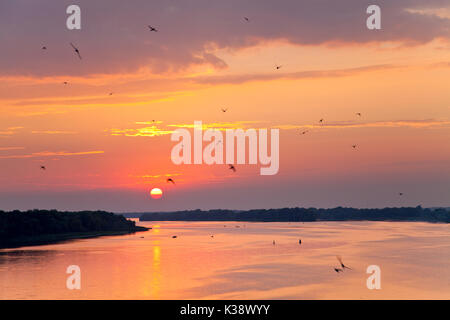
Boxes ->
[39,19,403,190]
[39,16,399,275]
[40,17,407,200]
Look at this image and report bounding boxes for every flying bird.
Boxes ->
[275,65,282,70]
[148,25,158,32]
[244,17,250,22]
[336,256,352,270]
[228,164,236,172]
[399,192,403,196]
[334,268,344,273]
[352,145,357,149]
[356,112,362,117]
[70,43,82,60]
[298,239,302,244]
[221,108,228,113]
[167,178,175,185]
[172,235,177,239]
[319,118,324,123]
[63,81,68,85]
[40,165,46,170]
[42,46,47,50]
[109,92,113,96]
[300,130,308,135]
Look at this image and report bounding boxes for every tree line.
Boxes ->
[0,209,145,241]
[139,206,450,223]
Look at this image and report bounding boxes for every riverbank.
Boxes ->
[0,228,148,249]
[0,210,149,250]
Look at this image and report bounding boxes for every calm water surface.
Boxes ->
[0,221,449,299]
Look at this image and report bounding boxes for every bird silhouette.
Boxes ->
[70,43,82,60]
[63,81,68,85]
[167,178,175,185]
[399,192,403,196]
[221,108,228,113]
[229,164,236,172]
[275,65,282,70]
[319,118,324,123]
[244,17,250,22]
[42,46,47,50]
[109,92,113,96]
[336,256,352,270]
[356,112,362,117]
[40,165,46,170]
[148,25,158,32]
[300,130,308,135]
[172,235,177,238]
[334,267,344,273]
[298,239,302,244]
[352,145,357,149]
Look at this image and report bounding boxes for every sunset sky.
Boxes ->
[0,0,449,212]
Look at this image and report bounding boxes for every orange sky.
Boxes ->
[0,1,449,211]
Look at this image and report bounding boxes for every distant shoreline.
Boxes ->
[138,206,450,223]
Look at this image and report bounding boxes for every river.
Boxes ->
[0,221,449,299]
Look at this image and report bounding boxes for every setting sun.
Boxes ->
[150,188,163,200]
